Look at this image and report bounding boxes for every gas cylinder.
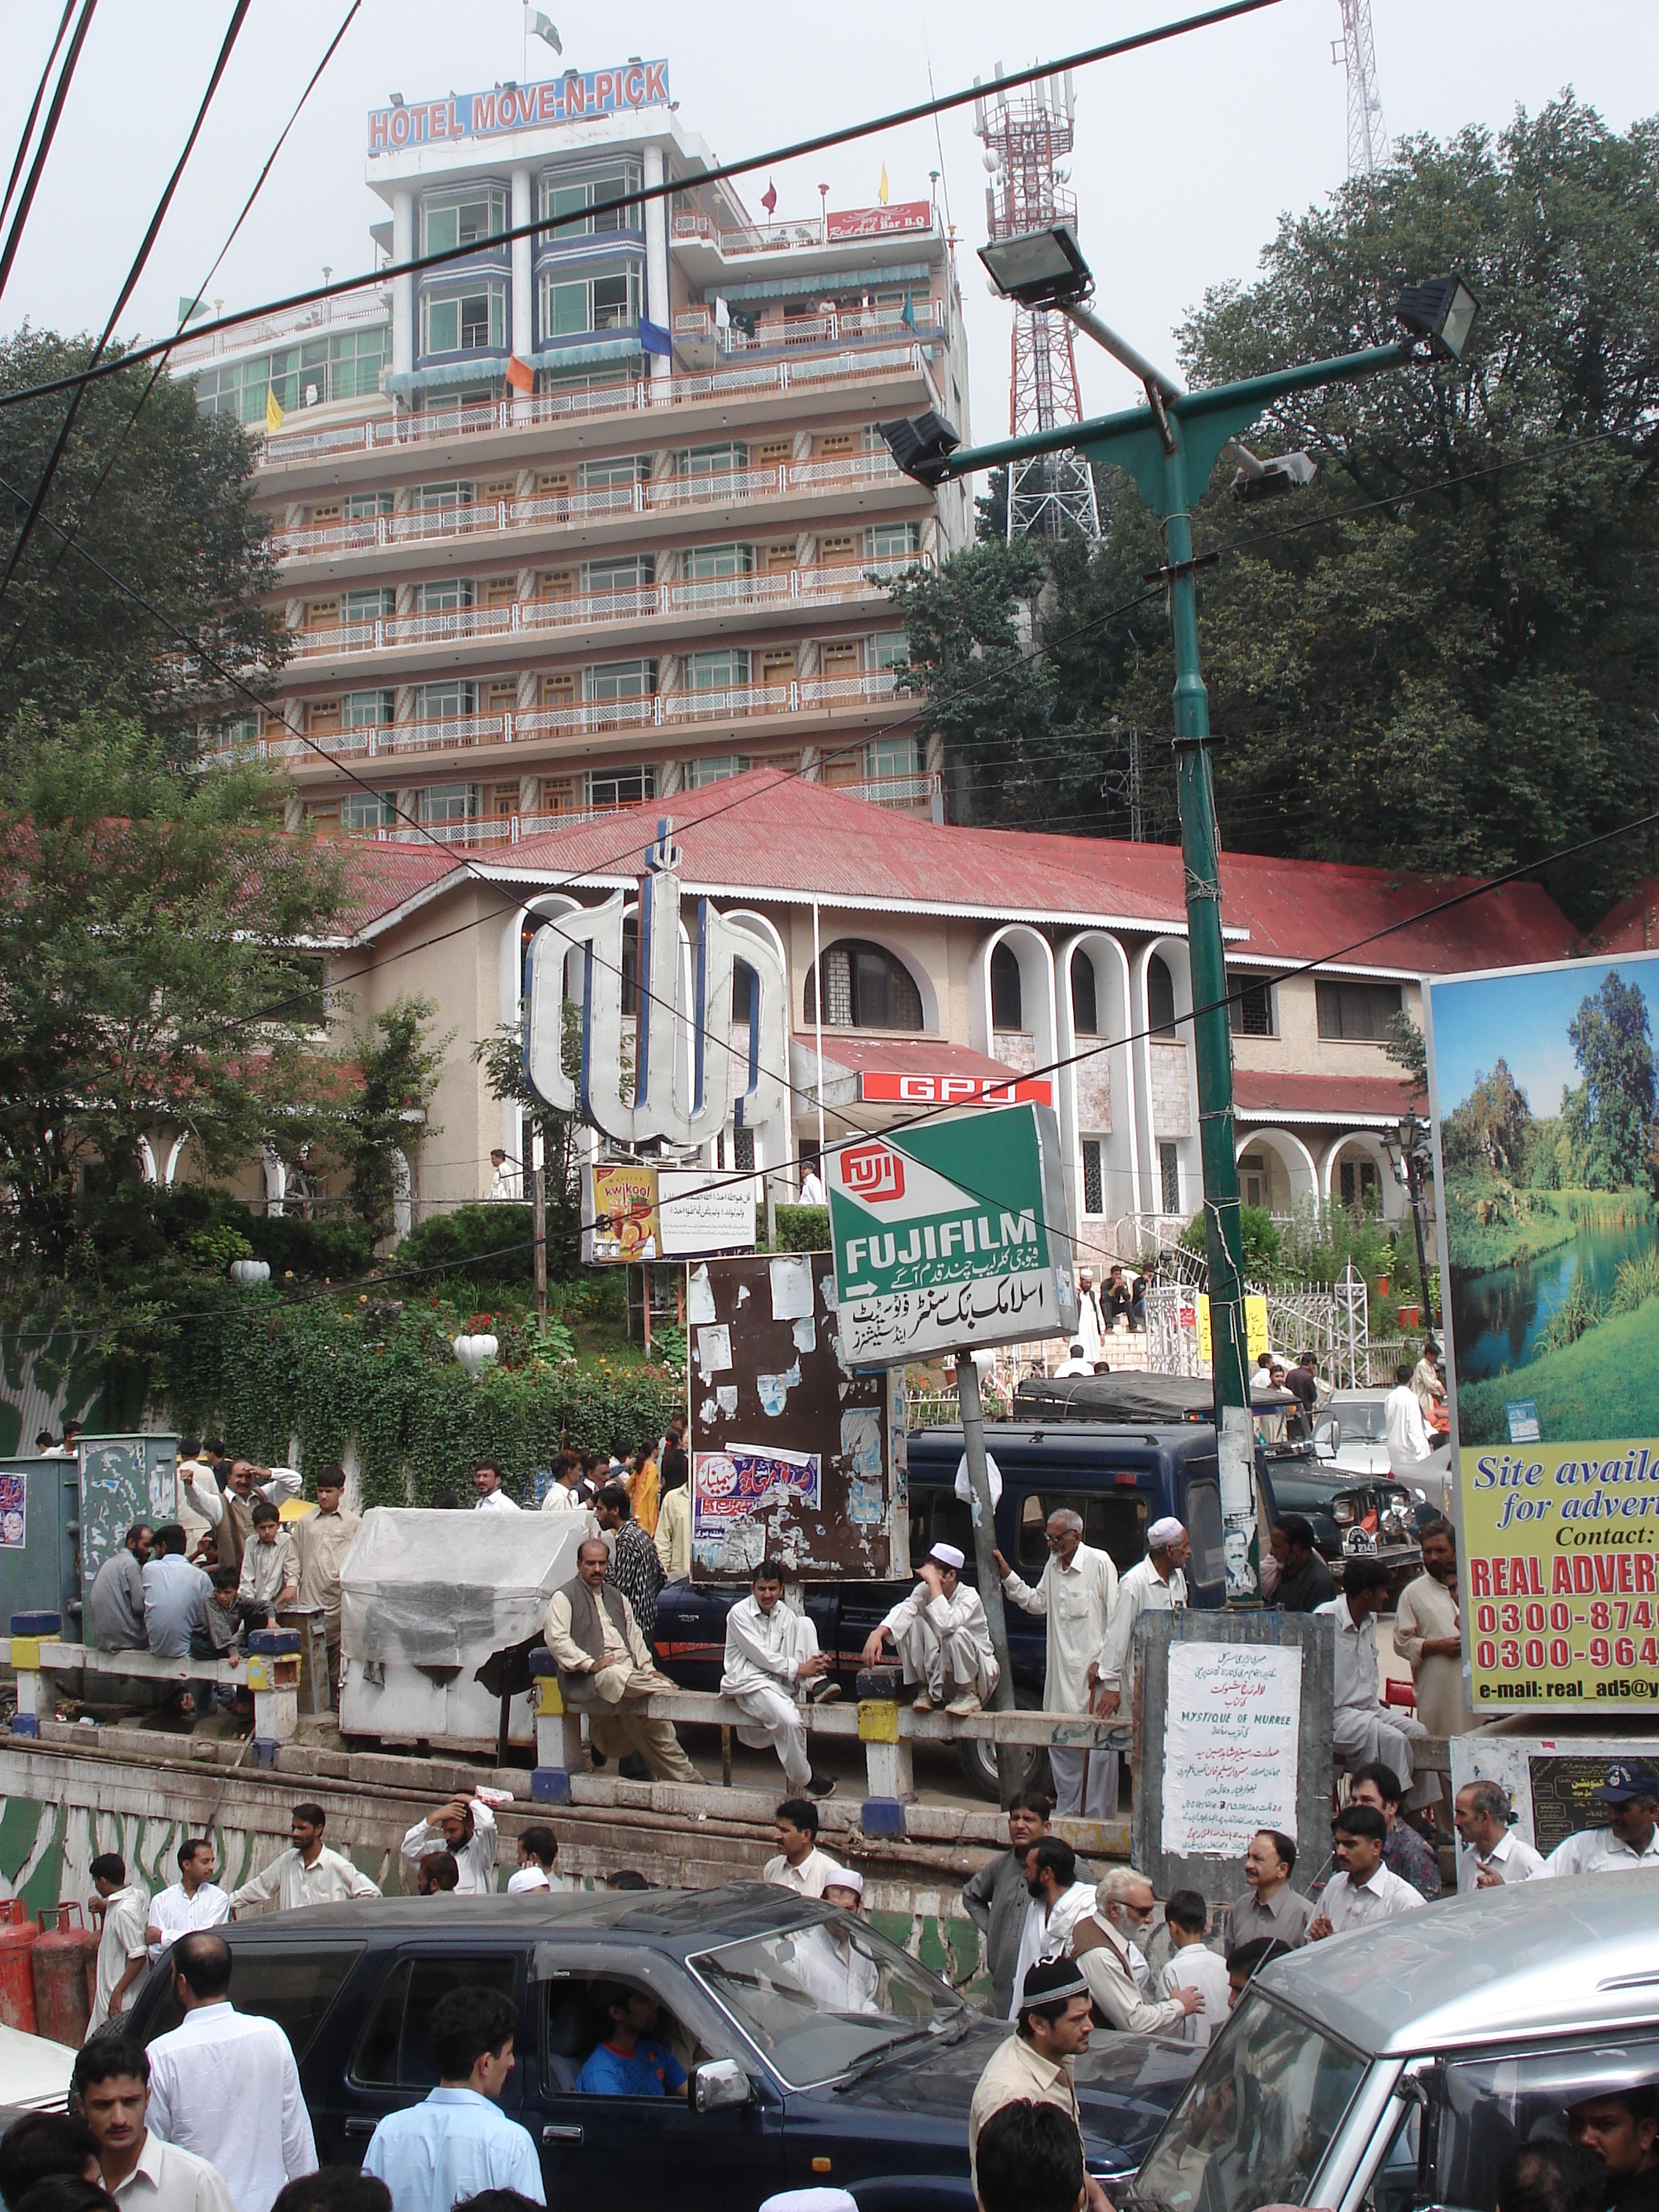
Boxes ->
[32,1903,95,2047]
[0,1899,42,2034]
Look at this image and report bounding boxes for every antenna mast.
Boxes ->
[1334,0,1389,176]
[974,64,1099,542]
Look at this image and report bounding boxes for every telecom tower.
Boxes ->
[1334,0,1390,176]
[974,64,1100,542]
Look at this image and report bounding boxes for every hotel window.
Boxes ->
[1316,979,1403,1040]
[1159,1142,1181,1215]
[687,648,749,695]
[580,454,646,489]
[423,192,507,254]
[419,783,479,825]
[760,646,797,684]
[684,756,752,787]
[538,262,642,339]
[415,481,474,510]
[306,598,339,628]
[870,520,921,563]
[539,163,643,239]
[542,672,577,704]
[680,442,748,477]
[1341,1159,1381,1207]
[804,941,924,1031]
[822,642,859,677]
[584,660,655,705]
[341,690,393,728]
[1082,1140,1104,1217]
[818,431,855,456]
[871,632,910,670]
[819,533,857,567]
[866,734,921,780]
[585,764,656,810]
[732,1125,756,1173]
[483,576,518,609]
[342,588,394,624]
[341,789,396,830]
[755,438,792,467]
[485,678,516,714]
[582,555,653,598]
[685,543,753,580]
[539,774,577,812]
[421,286,505,354]
[343,491,392,520]
[413,680,476,723]
[1228,971,1276,1038]
[415,578,474,614]
[308,700,342,733]
[764,540,796,573]
[220,712,259,749]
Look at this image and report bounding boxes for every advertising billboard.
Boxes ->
[825,1102,1077,1365]
[1426,950,1659,1711]
[582,1163,756,1263]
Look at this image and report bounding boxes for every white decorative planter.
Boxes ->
[453,1332,499,1378]
[229,1258,271,1287]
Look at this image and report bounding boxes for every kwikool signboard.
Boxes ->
[826,1102,1077,1364]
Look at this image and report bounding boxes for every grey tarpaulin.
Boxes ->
[1130,1607,1335,1904]
[339,1507,582,1670]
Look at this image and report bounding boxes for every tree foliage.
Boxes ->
[1564,969,1656,1188]
[897,99,1659,921]
[335,998,449,1246]
[0,333,287,744]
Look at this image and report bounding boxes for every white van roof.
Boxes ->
[1257,1873,1659,2055]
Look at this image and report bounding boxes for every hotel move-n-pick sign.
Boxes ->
[523,819,789,1151]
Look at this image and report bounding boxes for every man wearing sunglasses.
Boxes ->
[1070,1867,1203,2034]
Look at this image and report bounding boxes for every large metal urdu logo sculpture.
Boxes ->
[522,819,790,1147]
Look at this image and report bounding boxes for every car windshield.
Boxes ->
[1132,1990,1368,2212]
[1330,1398,1389,1445]
[690,1910,967,2089]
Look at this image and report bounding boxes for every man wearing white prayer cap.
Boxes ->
[860,1540,1000,1715]
[789,1864,880,2015]
[1095,1518,1191,1739]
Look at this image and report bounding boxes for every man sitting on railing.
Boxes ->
[860,1542,999,1716]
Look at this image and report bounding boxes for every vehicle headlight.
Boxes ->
[1332,1498,1355,1524]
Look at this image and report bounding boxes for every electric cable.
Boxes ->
[0,0,97,305]
[0,0,1286,417]
[0,0,363,677]
[0,0,79,242]
[0,1,255,614]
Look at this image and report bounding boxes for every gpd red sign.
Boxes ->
[858,1071,1053,1107]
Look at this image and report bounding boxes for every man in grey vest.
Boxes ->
[544,1536,701,1782]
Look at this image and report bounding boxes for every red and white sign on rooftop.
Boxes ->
[826,201,932,240]
[858,1071,1053,1108]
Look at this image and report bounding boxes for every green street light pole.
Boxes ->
[906,324,1456,1602]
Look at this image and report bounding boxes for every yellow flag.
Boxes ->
[877,163,889,206]
[265,385,284,433]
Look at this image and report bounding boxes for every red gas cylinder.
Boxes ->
[32,1904,95,2047]
[0,1899,42,2034]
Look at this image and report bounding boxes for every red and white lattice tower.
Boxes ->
[974,64,1100,542]
[1335,0,1390,177]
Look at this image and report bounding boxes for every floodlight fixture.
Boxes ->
[1229,448,1319,504]
[877,412,961,488]
[978,224,1093,309]
[1395,273,1480,361]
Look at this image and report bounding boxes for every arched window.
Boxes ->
[991,943,1024,1031]
[804,940,923,1030]
[1147,953,1177,1038]
[1071,954,1099,1037]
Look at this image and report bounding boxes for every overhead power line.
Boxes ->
[0,1,256,614]
[0,0,1284,416]
[0,0,98,305]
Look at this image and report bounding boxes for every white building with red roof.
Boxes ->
[315,769,1577,1263]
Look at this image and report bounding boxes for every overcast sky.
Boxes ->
[1,1,1650,424]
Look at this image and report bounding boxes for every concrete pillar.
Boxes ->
[283,797,305,833]
[516,567,537,602]
[393,484,413,516]
[396,786,418,823]
[284,503,305,532]
[925,730,945,773]
[792,430,813,463]
[511,167,533,360]
[394,684,416,725]
[392,188,416,379]
[519,772,539,812]
[516,669,539,713]
[643,145,669,381]
[284,599,305,632]
[796,533,815,569]
[796,639,820,683]
[394,581,416,619]
[658,758,683,798]
[800,745,822,782]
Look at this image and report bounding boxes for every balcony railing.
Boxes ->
[286,556,928,664]
[224,671,908,768]
[669,302,945,350]
[340,771,943,848]
[254,344,939,468]
[269,452,908,565]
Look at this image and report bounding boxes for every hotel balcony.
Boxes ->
[269,451,928,588]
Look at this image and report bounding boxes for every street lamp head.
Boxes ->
[877,411,961,487]
[1395,274,1480,362]
[978,223,1093,309]
[1229,449,1319,504]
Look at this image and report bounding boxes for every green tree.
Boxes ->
[336,999,448,1247]
[1444,1057,1533,1177]
[1564,969,1655,1188]
[0,334,287,745]
[474,998,584,1279]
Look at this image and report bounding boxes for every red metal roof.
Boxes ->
[1589,881,1659,954]
[1233,1072,1419,1124]
[334,769,1578,974]
[797,1035,1027,1080]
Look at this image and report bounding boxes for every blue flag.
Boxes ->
[639,317,672,359]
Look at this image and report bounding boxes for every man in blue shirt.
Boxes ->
[361,1987,544,2211]
[576,1986,689,2098]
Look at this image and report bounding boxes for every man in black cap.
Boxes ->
[1536,1765,1659,1877]
[968,1960,1108,2212]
